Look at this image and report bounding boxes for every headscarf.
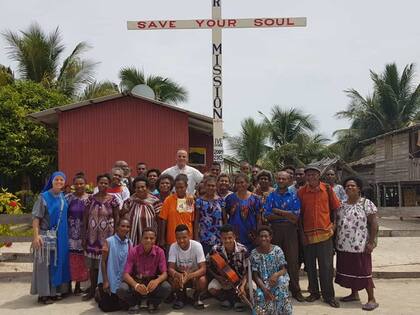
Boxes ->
[42,171,67,193]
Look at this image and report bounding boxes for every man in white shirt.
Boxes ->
[168,224,207,310]
[162,149,203,195]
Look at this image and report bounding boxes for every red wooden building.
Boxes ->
[29,93,213,183]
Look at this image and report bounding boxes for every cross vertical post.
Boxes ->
[212,0,224,164]
[127,4,307,167]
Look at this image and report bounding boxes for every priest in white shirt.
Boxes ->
[162,149,203,195]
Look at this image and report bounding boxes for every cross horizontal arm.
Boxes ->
[127,17,306,30]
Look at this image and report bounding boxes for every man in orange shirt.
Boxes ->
[159,174,195,250]
[297,165,341,308]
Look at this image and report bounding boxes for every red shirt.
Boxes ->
[124,244,167,277]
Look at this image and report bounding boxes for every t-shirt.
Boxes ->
[168,240,206,272]
[159,194,195,245]
[162,165,203,195]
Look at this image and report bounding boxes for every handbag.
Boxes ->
[33,195,65,266]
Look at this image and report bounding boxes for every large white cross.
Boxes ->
[127,1,307,164]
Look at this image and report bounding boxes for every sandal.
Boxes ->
[37,296,54,305]
[362,302,379,311]
[51,295,63,301]
[73,287,82,296]
[305,294,320,302]
[233,302,246,312]
[340,295,360,302]
[172,298,185,310]
[325,298,340,308]
[128,305,140,314]
[148,303,159,314]
[193,299,205,310]
[81,292,94,301]
[220,299,232,310]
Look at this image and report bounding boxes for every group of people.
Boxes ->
[30,149,379,314]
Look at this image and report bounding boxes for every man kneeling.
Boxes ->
[96,219,131,312]
[117,227,170,314]
[207,224,249,312]
[168,224,207,310]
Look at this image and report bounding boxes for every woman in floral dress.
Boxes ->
[66,173,89,295]
[194,176,224,255]
[120,176,162,245]
[335,176,379,311]
[82,173,119,300]
[250,226,292,315]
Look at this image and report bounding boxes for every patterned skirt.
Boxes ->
[335,250,375,290]
[69,252,89,282]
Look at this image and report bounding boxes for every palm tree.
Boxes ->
[260,106,316,148]
[119,67,187,104]
[227,118,268,165]
[335,63,420,161]
[2,23,95,97]
[263,133,332,169]
[258,106,331,168]
[78,80,119,100]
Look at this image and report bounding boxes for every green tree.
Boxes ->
[0,81,70,187]
[0,65,14,87]
[119,67,188,104]
[335,63,420,161]
[78,80,119,100]
[227,118,268,166]
[3,23,95,98]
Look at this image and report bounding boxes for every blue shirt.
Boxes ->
[98,234,131,293]
[264,189,301,223]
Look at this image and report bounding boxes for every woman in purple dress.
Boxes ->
[66,174,89,295]
[82,173,119,301]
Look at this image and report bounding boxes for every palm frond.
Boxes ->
[78,80,119,100]
[119,67,145,92]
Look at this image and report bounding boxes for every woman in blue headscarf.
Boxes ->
[30,171,71,304]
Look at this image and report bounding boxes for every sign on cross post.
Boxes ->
[127,1,307,164]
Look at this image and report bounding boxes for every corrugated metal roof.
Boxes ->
[28,92,213,129]
[360,123,420,144]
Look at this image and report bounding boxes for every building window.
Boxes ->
[384,136,393,160]
[409,130,420,158]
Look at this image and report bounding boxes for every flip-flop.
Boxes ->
[362,302,379,311]
[340,295,360,302]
